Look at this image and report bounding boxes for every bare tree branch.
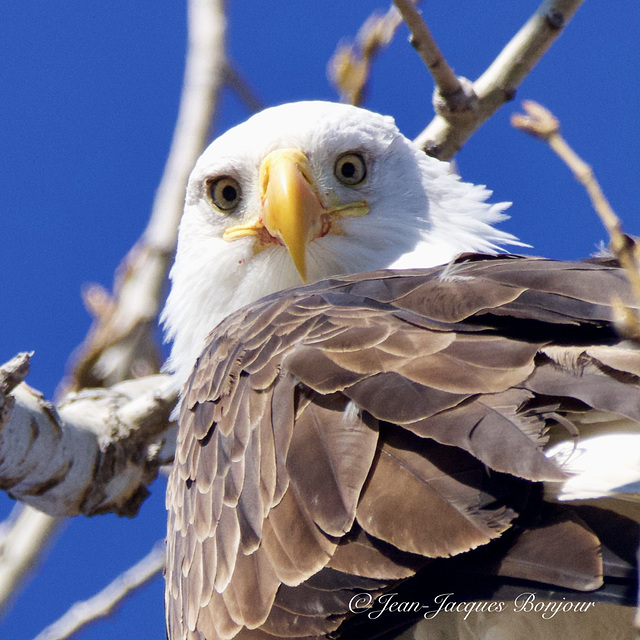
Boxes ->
[66,0,228,392]
[413,0,585,160]
[34,539,165,640]
[0,353,177,518]
[512,100,640,342]
[0,353,65,612]
[0,356,175,611]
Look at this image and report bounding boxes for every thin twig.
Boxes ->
[34,540,165,640]
[393,0,465,102]
[413,0,585,160]
[394,0,477,117]
[512,100,640,341]
[328,3,406,105]
[224,60,264,114]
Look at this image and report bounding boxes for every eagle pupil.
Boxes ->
[222,185,237,202]
[341,162,356,178]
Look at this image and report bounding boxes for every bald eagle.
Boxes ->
[163,102,639,640]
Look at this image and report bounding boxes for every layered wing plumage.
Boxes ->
[166,255,640,640]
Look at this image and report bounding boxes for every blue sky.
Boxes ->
[0,2,638,638]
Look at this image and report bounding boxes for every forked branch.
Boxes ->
[413,0,585,160]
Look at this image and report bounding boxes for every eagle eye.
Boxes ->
[208,177,241,212]
[334,152,367,186]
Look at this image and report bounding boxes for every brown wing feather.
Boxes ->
[495,506,603,590]
[355,428,527,557]
[287,394,379,536]
[166,255,639,640]
[403,388,566,481]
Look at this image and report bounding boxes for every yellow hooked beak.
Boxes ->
[223,148,369,282]
[260,149,323,282]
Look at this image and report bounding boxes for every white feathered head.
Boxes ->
[163,101,520,383]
